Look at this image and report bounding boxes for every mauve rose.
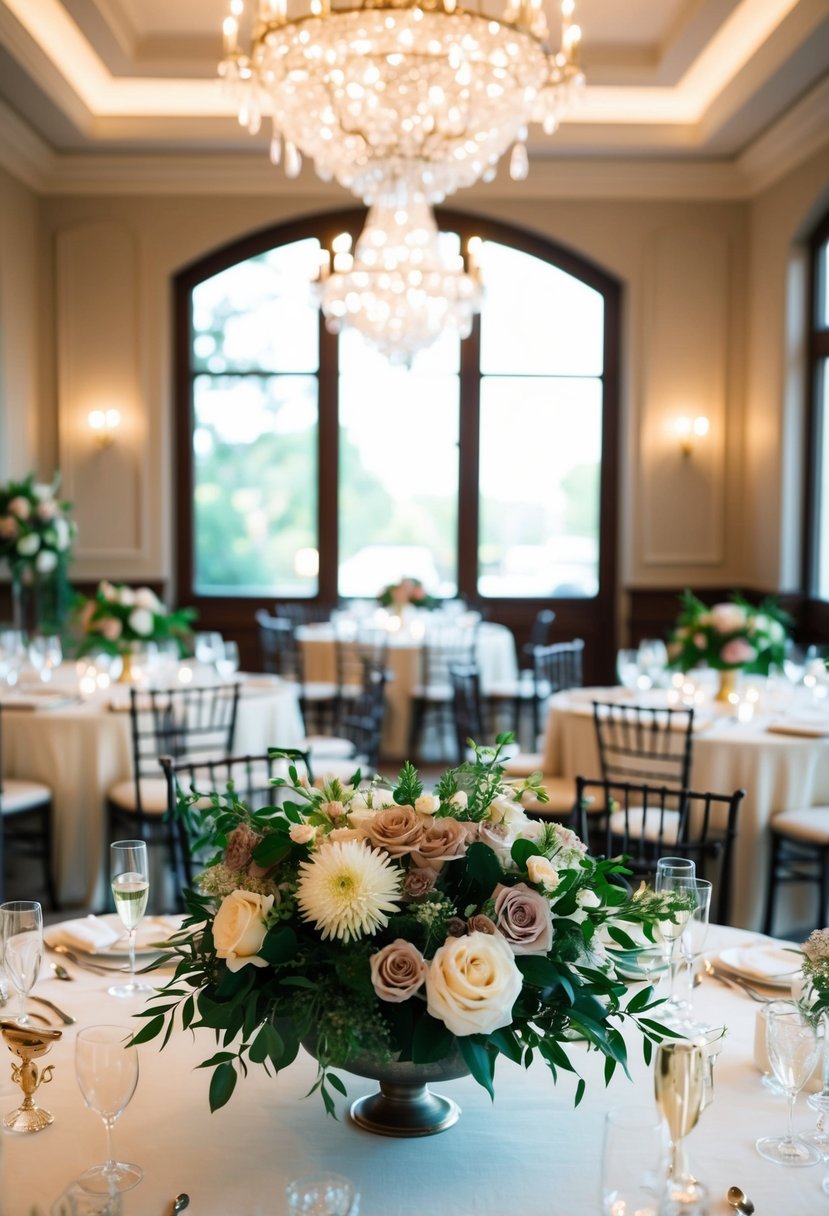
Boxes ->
[370,939,428,1002]
[446,917,467,938]
[225,822,263,872]
[412,817,468,867]
[366,804,425,857]
[402,866,437,899]
[467,914,497,935]
[719,638,756,665]
[493,882,554,955]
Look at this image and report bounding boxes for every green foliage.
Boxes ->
[667,588,790,674]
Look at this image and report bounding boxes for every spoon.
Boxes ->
[727,1185,755,1215]
[50,963,73,981]
[171,1195,190,1213]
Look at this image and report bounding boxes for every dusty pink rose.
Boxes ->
[366,805,425,857]
[402,867,438,899]
[719,638,756,666]
[493,882,553,955]
[370,939,427,1002]
[289,823,317,845]
[36,500,57,521]
[412,818,468,867]
[321,800,346,820]
[0,516,19,539]
[225,822,263,872]
[7,496,30,520]
[100,617,123,641]
[467,914,497,935]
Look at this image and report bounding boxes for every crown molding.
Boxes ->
[0,97,52,190]
[736,74,829,194]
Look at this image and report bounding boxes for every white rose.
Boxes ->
[710,602,747,633]
[32,483,53,501]
[769,620,785,643]
[35,550,58,574]
[212,889,274,972]
[449,791,468,811]
[16,533,40,556]
[134,587,161,612]
[127,607,154,637]
[425,931,523,1037]
[289,823,317,844]
[486,794,525,828]
[576,888,601,909]
[527,856,560,892]
[53,517,70,550]
[415,794,440,816]
[119,587,137,607]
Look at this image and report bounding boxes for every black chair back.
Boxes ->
[591,700,694,790]
[449,664,486,758]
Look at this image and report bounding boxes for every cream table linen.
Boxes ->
[299,620,518,758]
[4,922,828,1215]
[0,673,305,908]
[541,688,829,931]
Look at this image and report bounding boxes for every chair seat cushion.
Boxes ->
[522,776,579,817]
[313,756,369,783]
[608,806,680,845]
[1,779,52,813]
[771,807,829,844]
[306,735,357,759]
[107,777,169,815]
[412,683,453,702]
[301,683,339,702]
[503,752,544,778]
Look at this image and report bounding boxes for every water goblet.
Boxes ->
[286,1173,359,1216]
[600,1107,662,1216]
[194,631,224,671]
[28,635,62,683]
[638,639,669,689]
[108,841,153,999]
[215,639,240,681]
[756,999,822,1166]
[75,1025,142,1193]
[0,628,27,689]
[617,649,642,691]
[0,900,43,1025]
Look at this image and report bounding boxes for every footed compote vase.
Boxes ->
[303,1037,469,1137]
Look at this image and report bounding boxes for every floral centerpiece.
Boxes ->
[75,580,195,660]
[136,738,680,1127]
[378,577,438,611]
[667,590,789,698]
[0,472,77,631]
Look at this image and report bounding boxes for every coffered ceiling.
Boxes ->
[0,0,827,192]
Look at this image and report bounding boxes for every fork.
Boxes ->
[703,960,774,1003]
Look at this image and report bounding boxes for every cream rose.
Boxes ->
[213,889,273,972]
[289,823,317,845]
[370,939,427,1002]
[414,793,440,816]
[35,550,58,574]
[426,931,523,1037]
[16,533,40,556]
[526,855,560,892]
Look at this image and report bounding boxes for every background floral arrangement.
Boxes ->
[0,472,76,582]
[75,580,195,656]
[800,930,829,1017]
[667,589,789,674]
[378,577,438,610]
[136,739,678,1114]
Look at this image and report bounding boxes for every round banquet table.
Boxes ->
[298,618,518,758]
[540,686,829,932]
[0,669,305,909]
[4,922,827,1215]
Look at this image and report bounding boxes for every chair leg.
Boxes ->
[819,845,829,932]
[42,804,59,911]
[762,832,782,938]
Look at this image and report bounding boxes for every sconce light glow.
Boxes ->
[88,408,122,447]
[676,414,710,456]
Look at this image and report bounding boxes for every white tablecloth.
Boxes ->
[541,687,829,931]
[1,671,305,908]
[4,922,827,1215]
[299,620,518,758]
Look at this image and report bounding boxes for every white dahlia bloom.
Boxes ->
[296,839,402,943]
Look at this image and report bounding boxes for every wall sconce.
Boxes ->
[88,409,121,448]
[675,414,710,457]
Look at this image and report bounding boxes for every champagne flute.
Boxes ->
[0,900,43,1024]
[756,1000,822,1167]
[654,1037,709,1210]
[655,862,696,1020]
[678,878,713,1030]
[28,634,62,683]
[109,841,153,998]
[75,1024,142,1193]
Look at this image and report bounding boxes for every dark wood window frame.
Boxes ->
[802,208,829,639]
[173,207,622,679]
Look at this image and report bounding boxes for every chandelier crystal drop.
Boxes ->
[317,187,482,365]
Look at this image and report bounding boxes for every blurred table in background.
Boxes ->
[0,666,304,908]
[541,685,829,931]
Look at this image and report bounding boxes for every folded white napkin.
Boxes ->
[767,718,829,738]
[47,915,122,953]
[733,944,801,981]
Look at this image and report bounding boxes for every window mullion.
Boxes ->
[457,312,481,602]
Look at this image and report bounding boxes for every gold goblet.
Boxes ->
[1,1018,62,1133]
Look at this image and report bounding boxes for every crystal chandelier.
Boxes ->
[318,183,482,364]
[220,0,584,358]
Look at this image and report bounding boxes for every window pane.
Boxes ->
[479,241,605,376]
[820,239,829,329]
[192,239,321,374]
[814,359,829,597]
[338,345,460,598]
[193,374,318,595]
[478,378,602,598]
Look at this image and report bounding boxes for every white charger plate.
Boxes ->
[716,942,801,987]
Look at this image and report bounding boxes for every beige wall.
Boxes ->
[1,146,828,599]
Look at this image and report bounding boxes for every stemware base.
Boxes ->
[755,1134,822,1167]
[78,1161,143,1194]
[107,980,155,1000]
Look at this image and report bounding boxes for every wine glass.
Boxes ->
[108,841,153,998]
[654,860,696,1020]
[286,1173,360,1216]
[617,649,642,692]
[756,1000,822,1167]
[215,639,240,681]
[194,631,224,671]
[637,639,668,690]
[0,901,42,1024]
[75,1025,142,1193]
[600,1107,662,1216]
[678,878,713,1030]
[654,1037,709,1210]
[0,628,27,689]
[28,634,62,683]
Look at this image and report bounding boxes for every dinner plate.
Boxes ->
[716,943,802,988]
[44,913,185,958]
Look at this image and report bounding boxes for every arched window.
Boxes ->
[174,210,620,675]
[806,209,829,600]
